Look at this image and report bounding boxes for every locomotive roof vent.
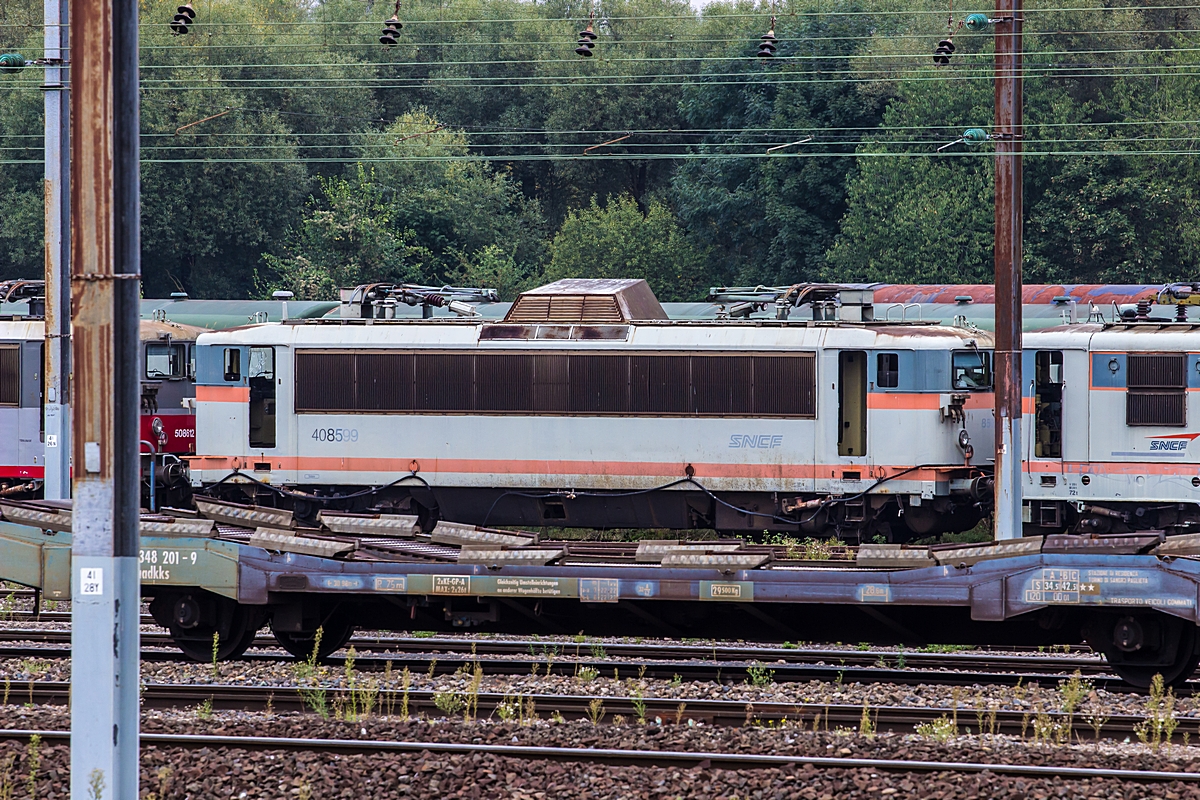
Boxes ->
[503,279,668,324]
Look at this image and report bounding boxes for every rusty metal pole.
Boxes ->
[42,0,70,500]
[69,0,140,792]
[993,0,1024,540]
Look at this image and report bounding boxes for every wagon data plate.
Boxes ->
[1016,567,1195,610]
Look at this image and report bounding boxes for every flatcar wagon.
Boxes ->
[189,280,996,541]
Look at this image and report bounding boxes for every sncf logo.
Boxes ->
[729,434,783,449]
[1147,433,1200,451]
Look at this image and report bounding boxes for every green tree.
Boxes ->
[450,244,536,301]
[544,194,709,301]
[359,111,548,282]
[137,0,379,296]
[673,5,888,287]
[260,166,431,299]
[0,19,45,280]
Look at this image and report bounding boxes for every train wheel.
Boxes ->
[272,618,354,661]
[1084,612,1200,689]
[168,598,259,662]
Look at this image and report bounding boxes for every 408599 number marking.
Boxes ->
[312,428,359,443]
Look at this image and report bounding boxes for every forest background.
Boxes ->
[1,0,1198,301]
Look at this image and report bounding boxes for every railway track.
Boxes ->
[0,728,1195,783]
[1,680,1178,738]
[0,627,1104,671]
[0,628,1129,690]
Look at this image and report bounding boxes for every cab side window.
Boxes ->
[876,353,899,388]
[952,350,992,390]
[223,348,241,382]
[146,342,187,379]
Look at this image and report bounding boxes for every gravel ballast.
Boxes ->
[4,709,1200,799]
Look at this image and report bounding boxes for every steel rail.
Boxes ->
[0,631,1128,690]
[0,728,1195,781]
[4,681,1172,737]
[0,627,1100,670]
[0,645,1127,690]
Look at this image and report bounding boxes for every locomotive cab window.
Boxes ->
[223,348,241,382]
[0,345,18,406]
[876,353,899,389]
[248,347,276,448]
[952,350,992,390]
[145,342,187,380]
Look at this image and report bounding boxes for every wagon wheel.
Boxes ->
[170,601,259,662]
[1086,612,1200,689]
[272,617,354,661]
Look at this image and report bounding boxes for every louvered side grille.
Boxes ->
[0,346,18,406]
[477,354,534,411]
[569,355,631,413]
[415,354,474,411]
[752,354,816,416]
[1128,353,1186,389]
[356,352,414,411]
[631,355,690,414]
[294,350,818,418]
[1127,392,1186,427]
[533,354,569,412]
[692,356,753,414]
[1126,353,1187,426]
[294,351,354,412]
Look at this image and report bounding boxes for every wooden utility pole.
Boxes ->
[992,0,1024,539]
[69,0,141,793]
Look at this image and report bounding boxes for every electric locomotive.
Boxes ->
[0,280,203,506]
[188,280,996,541]
[1022,298,1200,535]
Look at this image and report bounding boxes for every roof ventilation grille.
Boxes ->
[503,279,667,324]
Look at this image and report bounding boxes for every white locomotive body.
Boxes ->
[189,280,995,540]
[1024,322,1200,534]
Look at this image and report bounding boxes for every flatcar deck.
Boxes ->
[3,498,1200,688]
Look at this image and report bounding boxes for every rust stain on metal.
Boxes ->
[70,0,116,480]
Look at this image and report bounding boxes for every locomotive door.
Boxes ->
[1033,351,1064,465]
[838,351,867,458]
[248,346,276,449]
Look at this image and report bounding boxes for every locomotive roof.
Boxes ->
[0,318,209,342]
[1026,321,1200,350]
[139,319,208,342]
[195,318,995,350]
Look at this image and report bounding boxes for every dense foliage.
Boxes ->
[1,0,1198,298]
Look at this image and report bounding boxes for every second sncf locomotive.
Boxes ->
[188,280,997,541]
[1021,321,1200,535]
[0,307,204,506]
